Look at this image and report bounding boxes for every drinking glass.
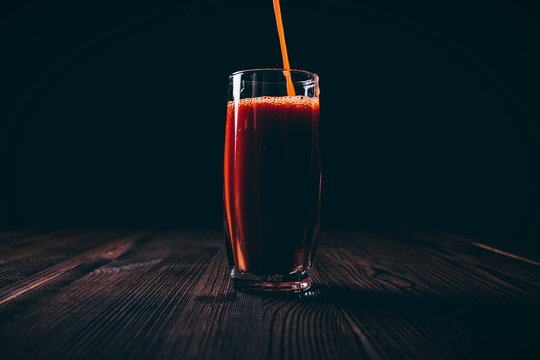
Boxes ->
[224,69,321,292]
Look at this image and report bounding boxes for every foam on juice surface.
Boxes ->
[227,96,319,111]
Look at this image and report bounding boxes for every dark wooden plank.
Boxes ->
[314,230,540,359]
[0,228,127,292]
[0,228,538,359]
[0,227,52,242]
[0,229,155,305]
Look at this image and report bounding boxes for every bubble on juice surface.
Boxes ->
[227,96,319,111]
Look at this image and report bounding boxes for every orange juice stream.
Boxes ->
[272,0,296,96]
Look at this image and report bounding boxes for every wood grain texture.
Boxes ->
[0,228,538,359]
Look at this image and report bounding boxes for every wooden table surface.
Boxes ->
[0,228,538,359]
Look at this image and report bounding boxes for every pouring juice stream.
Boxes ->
[273,0,296,96]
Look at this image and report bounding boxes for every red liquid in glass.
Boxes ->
[224,96,321,276]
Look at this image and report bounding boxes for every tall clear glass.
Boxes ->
[224,69,321,292]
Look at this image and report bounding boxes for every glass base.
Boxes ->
[230,267,312,293]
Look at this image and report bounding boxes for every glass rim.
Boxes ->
[229,68,319,83]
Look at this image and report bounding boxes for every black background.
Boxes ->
[1,0,539,258]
